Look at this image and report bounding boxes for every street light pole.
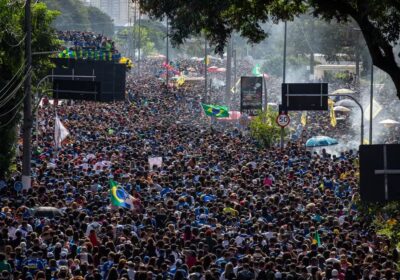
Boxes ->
[369,63,374,144]
[204,37,208,99]
[137,12,141,77]
[166,18,169,91]
[280,21,287,149]
[225,38,232,105]
[22,0,32,190]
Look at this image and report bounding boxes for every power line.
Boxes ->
[0,62,27,100]
[0,72,32,117]
[0,67,32,109]
[0,105,20,129]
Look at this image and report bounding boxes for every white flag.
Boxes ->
[55,114,69,149]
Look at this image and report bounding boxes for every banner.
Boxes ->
[148,157,163,170]
[240,76,263,116]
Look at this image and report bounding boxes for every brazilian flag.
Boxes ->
[201,103,229,118]
[109,180,134,209]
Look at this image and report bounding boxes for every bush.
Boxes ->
[249,109,282,148]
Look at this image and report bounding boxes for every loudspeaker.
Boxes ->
[359,144,400,202]
[52,59,126,102]
[53,80,100,101]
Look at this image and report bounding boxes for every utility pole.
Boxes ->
[137,12,141,77]
[133,1,137,61]
[225,38,232,105]
[22,0,32,190]
[233,36,237,95]
[166,18,169,90]
[204,37,208,99]
[369,62,374,144]
[280,21,287,149]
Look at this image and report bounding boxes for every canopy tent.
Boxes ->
[218,111,242,121]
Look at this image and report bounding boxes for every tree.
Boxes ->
[116,23,165,57]
[87,6,114,37]
[43,0,114,37]
[249,110,282,148]
[138,0,400,98]
[0,1,60,177]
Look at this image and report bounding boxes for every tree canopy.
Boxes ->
[138,0,400,97]
[43,0,114,37]
[0,1,60,177]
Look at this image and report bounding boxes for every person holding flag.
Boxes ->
[201,103,229,118]
[54,114,69,149]
[109,180,135,210]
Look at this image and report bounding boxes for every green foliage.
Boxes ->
[249,110,282,148]
[116,23,164,56]
[138,0,400,97]
[87,6,114,37]
[43,0,114,37]
[362,201,400,249]
[0,1,60,178]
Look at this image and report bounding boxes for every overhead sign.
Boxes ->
[276,113,290,127]
[282,83,328,111]
[360,144,400,202]
[240,76,263,116]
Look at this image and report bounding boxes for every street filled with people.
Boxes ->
[0,54,399,280]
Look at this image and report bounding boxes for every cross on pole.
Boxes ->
[374,145,400,200]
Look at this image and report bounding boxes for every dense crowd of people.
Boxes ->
[56,31,121,61]
[0,54,400,280]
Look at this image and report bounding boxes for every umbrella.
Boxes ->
[334,99,356,107]
[379,119,400,125]
[332,88,354,95]
[333,106,351,112]
[306,136,339,147]
[208,66,219,73]
[379,119,400,128]
[33,207,64,218]
[218,111,241,121]
[216,67,226,72]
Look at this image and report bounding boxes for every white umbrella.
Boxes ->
[379,119,400,125]
[332,88,354,95]
[334,99,356,107]
[333,106,351,112]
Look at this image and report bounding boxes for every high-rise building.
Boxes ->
[88,0,133,26]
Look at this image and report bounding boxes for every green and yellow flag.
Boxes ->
[109,180,134,209]
[312,231,321,246]
[252,64,262,76]
[328,99,336,127]
[201,103,229,118]
[177,75,185,87]
[301,111,307,126]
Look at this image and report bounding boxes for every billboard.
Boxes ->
[240,76,263,116]
[282,83,328,111]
